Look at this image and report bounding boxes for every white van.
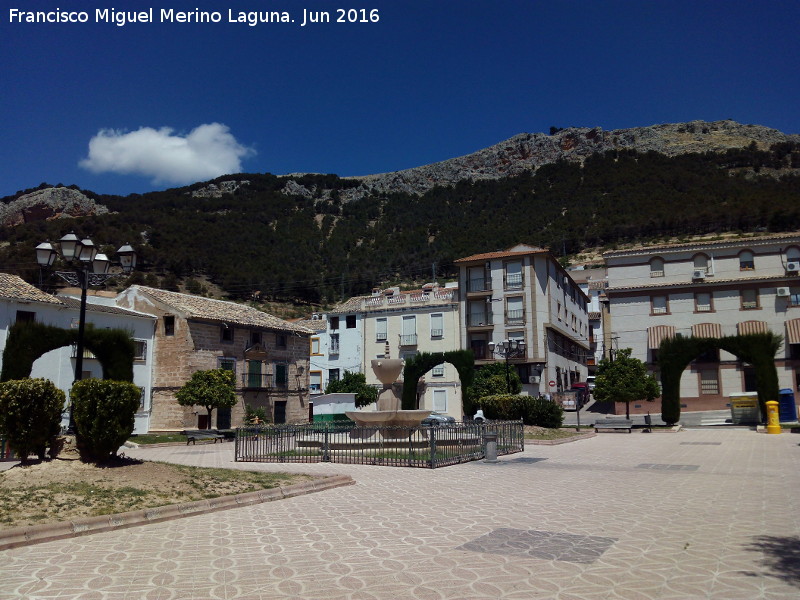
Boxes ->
[586,376,596,391]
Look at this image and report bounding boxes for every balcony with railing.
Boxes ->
[505,272,523,289]
[241,372,272,389]
[399,333,418,346]
[430,328,443,338]
[467,278,492,293]
[506,309,524,324]
[467,312,494,327]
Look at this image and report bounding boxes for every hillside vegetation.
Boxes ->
[1,142,799,306]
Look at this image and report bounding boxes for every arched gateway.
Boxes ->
[658,332,781,424]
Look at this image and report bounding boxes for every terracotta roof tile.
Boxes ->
[454,247,548,263]
[0,273,64,305]
[132,286,312,334]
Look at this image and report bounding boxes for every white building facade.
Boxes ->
[360,284,463,418]
[455,245,590,396]
[604,234,800,411]
[0,275,156,433]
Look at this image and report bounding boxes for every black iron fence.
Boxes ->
[234,420,524,468]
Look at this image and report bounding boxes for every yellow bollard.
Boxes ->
[765,400,781,434]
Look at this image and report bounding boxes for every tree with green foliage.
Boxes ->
[0,378,65,462]
[324,371,378,408]
[71,379,142,462]
[176,369,237,429]
[594,348,660,419]
[468,362,522,411]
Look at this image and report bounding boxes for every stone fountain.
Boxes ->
[345,358,431,429]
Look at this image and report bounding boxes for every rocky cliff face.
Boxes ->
[0,187,109,227]
[338,120,798,200]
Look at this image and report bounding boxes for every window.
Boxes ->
[470,335,487,360]
[695,292,712,313]
[790,287,800,307]
[329,368,340,382]
[557,302,562,321]
[693,253,709,274]
[329,316,339,330]
[400,316,417,346]
[164,315,175,336]
[739,250,755,270]
[433,389,447,412]
[376,318,387,341]
[218,357,236,372]
[505,261,523,289]
[133,340,147,361]
[311,337,321,355]
[346,315,356,329]
[329,333,340,354]
[741,289,759,310]
[250,330,262,345]
[468,300,490,327]
[276,333,287,348]
[468,266,488,292]
[220,325,234,343]
[700,368,720,395]
[15,310,35,323]
[652,295,669,315]
[245,360,263,388]
[430,313,443,338]
[650,257,665,278]
[310,371,322,394]
[274,363,288,387]
[506,296,524,324]
[432,365,445,377]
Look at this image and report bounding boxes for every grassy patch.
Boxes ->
[525,428,588,440]
[0,459,314,530]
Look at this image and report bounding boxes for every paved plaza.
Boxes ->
[1,428,799,599]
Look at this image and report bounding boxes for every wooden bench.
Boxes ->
[594,419,634,433]
[183,429,225,445]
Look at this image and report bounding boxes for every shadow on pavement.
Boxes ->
[744,535,800,587]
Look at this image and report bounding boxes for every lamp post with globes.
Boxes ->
[36,233,136,432]
[487,338,526,393]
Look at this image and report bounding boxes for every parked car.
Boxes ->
[422,412,457,426]
[571,382,590,408]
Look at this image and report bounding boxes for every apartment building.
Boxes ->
[455,244,590,395]
[604,234,800,411]
[569,266,608,373]
[360,284,462,417]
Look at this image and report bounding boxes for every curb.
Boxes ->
[0,474,355,551]
[527,432,597,445]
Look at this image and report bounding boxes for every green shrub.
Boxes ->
[0,378,65,462]
[71,379,142,461]
[479,394,563,428]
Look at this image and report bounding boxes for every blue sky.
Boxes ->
[1,0,798,198]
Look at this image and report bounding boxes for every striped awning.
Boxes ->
[648,325,676,349]
[692,323,722,338]
[738,320,767,335]
[787,319,800,345]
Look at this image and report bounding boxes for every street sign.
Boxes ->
[548,380,556,387]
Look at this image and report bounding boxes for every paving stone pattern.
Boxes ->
[2,428,799,599]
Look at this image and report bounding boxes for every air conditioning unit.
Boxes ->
[787,261,800,273]
[692,270,705,280]
[528,375,541,384]
[777,287,791,297]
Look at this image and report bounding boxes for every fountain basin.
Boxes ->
[345,409,432,428]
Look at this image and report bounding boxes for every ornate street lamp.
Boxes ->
[488,338,526,393]
[36,233,137,432]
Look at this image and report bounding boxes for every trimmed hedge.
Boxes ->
[71,379,142,461]
[478,394,564,428]
[0,378,65,461]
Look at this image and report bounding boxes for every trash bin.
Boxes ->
[730,393,760,424]
[778,389,798,423]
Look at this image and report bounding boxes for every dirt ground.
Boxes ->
[0,443,312,530]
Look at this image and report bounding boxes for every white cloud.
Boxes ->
[79,123,255,185]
